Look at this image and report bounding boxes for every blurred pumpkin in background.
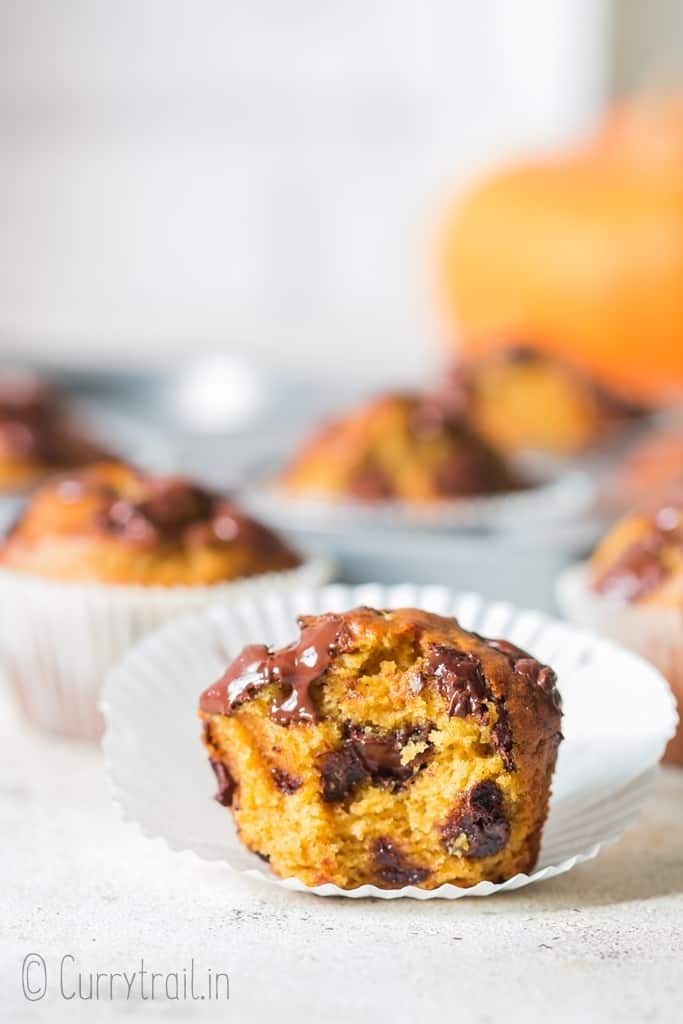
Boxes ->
[439,96,683,404]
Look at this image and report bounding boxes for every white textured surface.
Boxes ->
[102,585,676,899]
[1,687,682,1023]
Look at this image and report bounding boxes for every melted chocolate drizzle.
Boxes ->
[200,615,345,725]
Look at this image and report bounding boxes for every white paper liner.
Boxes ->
[0,555,332,740]
[101,583,677,899]
[556,563,683,763]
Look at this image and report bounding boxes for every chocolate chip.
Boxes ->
[209,758,236,807]
[270,768,302,794]
[485,638,562,713]
[347,722,433,786]
[489,707,514,771]
[424,645,490,721]
[319,723,434,802]
[319,746,368,803]
[372,838,431,887]
[442,781,510,859]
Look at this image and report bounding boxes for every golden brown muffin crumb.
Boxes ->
[199,606,562,889]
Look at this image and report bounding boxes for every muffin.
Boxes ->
[280,392,520,502]
[557,500,683,764]
[601,426,683,514]
[0,367,108,492]
[199,605,562,890]
[1,460,301,584]
[447,347,642,456]
[0,461,328,739]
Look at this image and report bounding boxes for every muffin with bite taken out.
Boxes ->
[199,605,562,890]
[0,461,328,739]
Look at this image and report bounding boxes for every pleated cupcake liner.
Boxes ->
[102,583,677,899]
[0,555,333,740]
[556,563,683,764]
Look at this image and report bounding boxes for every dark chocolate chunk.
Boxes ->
[485,638,562,713]
[489,707,514,771]
[200,614,347,725]
[319,746,368,803]
[320,722,434,802]
[424,644,490,721]
[372,838,430,887]
[442,780,510,859]
[347,722,433,784]
[270,768,302,794]
[209,758,236,807]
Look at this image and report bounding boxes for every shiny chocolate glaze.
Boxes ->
[200,614,346,725]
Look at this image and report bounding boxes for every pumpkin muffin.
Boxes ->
[280,392,520,502]
[0,368,107,492]
[1,460,301,584]
[558,500,683,764]
[0,462,325,740]
[200,606,562,890]
[590,502,683,605]
[448,347,642,456]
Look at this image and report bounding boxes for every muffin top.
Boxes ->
[590,501,683,605]
[1,461,301,585]
[0,368,108,490]
[446,346,642,455]
[280,392,520,501]
[200,605,562,745]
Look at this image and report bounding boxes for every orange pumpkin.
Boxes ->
[439,97,683,403]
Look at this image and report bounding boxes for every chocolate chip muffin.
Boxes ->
[558,500,683,764]
[447,347,642,456]
[0,368,108,492]
[590,502,683,605]
[1,460,301,584]
[200,606,562,889]
[279,392,521,502]
[0,461,324,740]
